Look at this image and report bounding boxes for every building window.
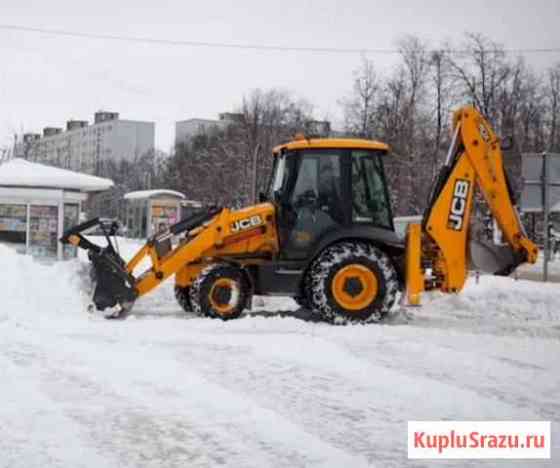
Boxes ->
[29,205,59,256]
[0,204,27,247]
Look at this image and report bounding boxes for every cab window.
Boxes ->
[351,150,392,228]
[268,153,287,199]
[291,152,344,224]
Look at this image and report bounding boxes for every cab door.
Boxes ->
[350,150,394,230]
[279,149,347,260]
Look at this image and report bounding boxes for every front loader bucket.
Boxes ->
[60,218,138,317]
[89,248,138,315]
[61,208,223,317]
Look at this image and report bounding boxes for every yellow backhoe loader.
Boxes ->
[61,105,538,322]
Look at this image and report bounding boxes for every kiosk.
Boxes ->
[0,158,113,260]
[124,189,186,238]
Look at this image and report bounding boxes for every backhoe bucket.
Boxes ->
[468,239,525,276]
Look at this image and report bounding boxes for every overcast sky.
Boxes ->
[1,0,559,151]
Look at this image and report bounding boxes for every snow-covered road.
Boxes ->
[1,241,559,467]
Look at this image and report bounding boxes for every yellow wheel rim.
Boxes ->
[209,278,239,316]
[331,264,378,311]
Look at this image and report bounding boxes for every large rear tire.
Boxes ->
[305,242,398,324]
[189,263,250,320]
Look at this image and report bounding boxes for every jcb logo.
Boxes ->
[231,215,263,233]
[448,179,470,231]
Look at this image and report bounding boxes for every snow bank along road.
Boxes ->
[1,240,559,467]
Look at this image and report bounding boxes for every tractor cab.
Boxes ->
[268,137,398,260]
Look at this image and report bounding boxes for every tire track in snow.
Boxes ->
[167,341,407,467]
[145,322,558,467]
[0,339,117,468]
[336,330,560,423]
[3,328,371,468]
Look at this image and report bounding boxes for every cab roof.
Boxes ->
[273,137,389,154]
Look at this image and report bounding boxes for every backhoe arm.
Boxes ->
[406,105,538,305]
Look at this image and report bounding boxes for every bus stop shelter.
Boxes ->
[0,158,113,260]
[123,189,186,238]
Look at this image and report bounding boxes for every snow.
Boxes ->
[1,239,559,467]
[515,252,560,282]
[124,189,186,200]
[518,252,560,274]
[0,158,113,192]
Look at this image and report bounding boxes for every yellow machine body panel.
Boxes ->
[273,137,389,154]
[128,203,279,297]
[405,223,424,306]
[424,151,477,292]
[456,109,538,260]
[405,105,538,305]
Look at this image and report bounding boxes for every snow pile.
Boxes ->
[0,244,88,325]
[517,253,560,275]
[418,275,560,338]
[3,236,560,335]
[427,276,559,321]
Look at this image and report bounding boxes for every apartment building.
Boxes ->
[175,112,242,147]
[175,113,336,148]
[17,111,155,175]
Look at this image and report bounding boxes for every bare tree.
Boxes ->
[428,49,455,177]
[340,57,378,138]
[398,36,429,125]
[432,51,445,163]
[398,36,432,213]
[163,88,314,208]
[547,64,560,152]
[448,33,511,124]
[237,89,314,201]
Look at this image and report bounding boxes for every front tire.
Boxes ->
[306,242,398,324]
[174,286,193,313]
[189,263,250,320]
